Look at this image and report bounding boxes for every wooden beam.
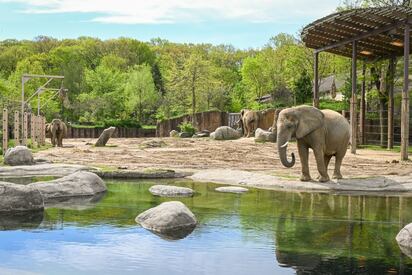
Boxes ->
[360,62,366,145]
[351,41,358,154]
[388,56,395,149]
[315,21,404,53]
[401,24,410,160]
[313,51,319,108]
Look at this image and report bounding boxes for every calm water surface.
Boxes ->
[1,179,412,275]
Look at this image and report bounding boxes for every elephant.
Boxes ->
[49,118,67,147]
[276,105,350,182]
[240,109,261,138]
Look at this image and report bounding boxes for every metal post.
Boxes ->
[401,24,410,160]
[313,51,319,108]
[14,111,20,146]
[350,41,358,154]
[388,57,395,149]
[360,62,366,145]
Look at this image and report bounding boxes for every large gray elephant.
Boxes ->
[240,109,264,138]
[49,118,67,147]
[277,106,350,182]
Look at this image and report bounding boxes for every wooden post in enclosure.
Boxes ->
[30,114,35,144]
[359,62,366,145]
[40,116,46,146]
[401,24,410,160]
[350,41,357,154]
[35,115,41,147]
[22,112,28,146]
[14,110,20,146]
[387,57,395,149]
[2,108,7,155]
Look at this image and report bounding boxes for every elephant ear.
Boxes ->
[296,107,324,139]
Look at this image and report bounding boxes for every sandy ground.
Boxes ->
[33,137,412,180]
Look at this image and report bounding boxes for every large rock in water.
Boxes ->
[210,126,242,140]
[4,146,34,166]
[0,182,43,212]
[254,128,276,143]
[136,201,197,240]
[29,171,106,202]
[396,223,412,258]
[149,185,194,197]
[215,186,249,193]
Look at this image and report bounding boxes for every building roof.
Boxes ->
[301,6,412,59]
[315,75,345,93]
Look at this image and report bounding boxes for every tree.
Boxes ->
[124,64,159,123]
[294,70,312,104]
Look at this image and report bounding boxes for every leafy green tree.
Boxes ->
[124,64,159,123]
[294,70,313,104]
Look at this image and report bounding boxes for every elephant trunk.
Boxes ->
[277,132,295,168]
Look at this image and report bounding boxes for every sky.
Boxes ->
[0,0,342,49]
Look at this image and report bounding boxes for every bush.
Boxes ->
[319,100,346,112]
[101,119,141,128]
[178,121,196,136]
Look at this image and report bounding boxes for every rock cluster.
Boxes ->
[254,128,276,143]
[4,146,34,166]
[210,126,242,140]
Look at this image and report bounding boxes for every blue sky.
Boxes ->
[0,0,341,49]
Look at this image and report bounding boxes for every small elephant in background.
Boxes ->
[47,119,67,147]
[241,109,264,138]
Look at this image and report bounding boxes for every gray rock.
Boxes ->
[215,186,249,193]
[254,128,276,143]
[29,171,106,201]
[0,181,44,212]
[0,163,95,178]
[179,132,192,138]
[140,139,166,148]
[136,201,197,240]
[95,126,116,147]
[192,130,210,138]
[0,210,44,230]
[396,223,412,258]
[210,126,242,140]
[170,130,179,138]
[149,185,194,197]
[4,146,34,166]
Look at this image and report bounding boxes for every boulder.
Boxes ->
[210,126,242,140]
[140,139,166,149]
[29,171,106,201]
[0,210,44,230]
[179,132,192,138]
[0,181,44,212]
[4,146,34,166]
[254,128,276,143]
[192,130,210,138]
[95,126,116,147]
[149,185,194,197]
[170,130,179,138]
[136,201,197,240]
[215,186,249,193]
[396,223,412,258]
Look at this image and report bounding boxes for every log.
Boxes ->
[95,127,116,147]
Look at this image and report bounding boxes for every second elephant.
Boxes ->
[240,110,262,138]
[48,119,67,147]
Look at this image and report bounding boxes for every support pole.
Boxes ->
[360,62,366,145]
[401,24,410,160]
[22,112,28,146]
[313,52,319,108]
[350,41,358,154]
[14,111,20,146]
[21,78,24,145]
[388,57,395,149]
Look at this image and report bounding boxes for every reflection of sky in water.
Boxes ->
[1,180,412,275]
[0,221,292,275]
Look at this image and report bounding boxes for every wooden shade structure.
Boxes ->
[302,6,412,159]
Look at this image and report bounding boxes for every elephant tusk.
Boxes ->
[280,141,289,148]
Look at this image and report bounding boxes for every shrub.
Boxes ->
[178,121,196,136]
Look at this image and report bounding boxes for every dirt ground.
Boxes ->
[33,137,412,180]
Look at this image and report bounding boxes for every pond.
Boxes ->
[0,179,412,275]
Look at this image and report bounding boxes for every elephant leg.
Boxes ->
[297,142,311,181]
[324,155,332,172]
[313,148,330,182]
[51,136,56,147]
[58,136,62,147]
[333,152,345,179]
[246,124,251,138]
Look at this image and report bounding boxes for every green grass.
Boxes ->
[141,125,156,130]
[358,144,412,154]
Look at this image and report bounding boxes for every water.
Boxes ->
[0,179,412,275]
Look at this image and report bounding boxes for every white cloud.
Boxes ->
[1,0,341,24]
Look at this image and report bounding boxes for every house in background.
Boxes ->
[314,75,345,101]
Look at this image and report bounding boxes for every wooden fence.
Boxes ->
[65,126,155,139]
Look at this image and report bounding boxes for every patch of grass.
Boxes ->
[142,125,156,130]
[95,165,118,172]
[358,144,412,154]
